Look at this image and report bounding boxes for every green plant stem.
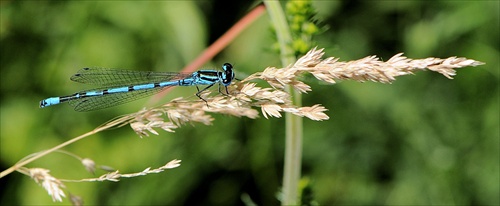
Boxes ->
[264,1,303,205]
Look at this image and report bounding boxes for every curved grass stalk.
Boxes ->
[0,115,132,178]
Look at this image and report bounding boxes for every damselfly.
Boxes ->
[39,63,235,111]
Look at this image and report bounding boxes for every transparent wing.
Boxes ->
[70,67,193,87]
[67,87,167,112]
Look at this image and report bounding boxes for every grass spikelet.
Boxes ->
[73,159,182,182]
[25,168,66,202]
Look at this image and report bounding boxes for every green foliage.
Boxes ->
[286,0,321,57]
[0,1,498,206]
[269,0,322,58]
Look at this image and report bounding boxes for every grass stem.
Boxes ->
[264,1,303,205]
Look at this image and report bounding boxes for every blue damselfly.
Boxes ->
[39,63,235,111]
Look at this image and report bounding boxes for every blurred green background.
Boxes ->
[1,1,498,205]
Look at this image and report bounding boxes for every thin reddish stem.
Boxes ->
[149,4,266,104]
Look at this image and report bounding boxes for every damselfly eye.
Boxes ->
[223,63,233,71]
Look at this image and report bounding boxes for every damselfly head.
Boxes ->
[221,63,235,85]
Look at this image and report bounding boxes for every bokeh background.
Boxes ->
[1,1,498,205]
